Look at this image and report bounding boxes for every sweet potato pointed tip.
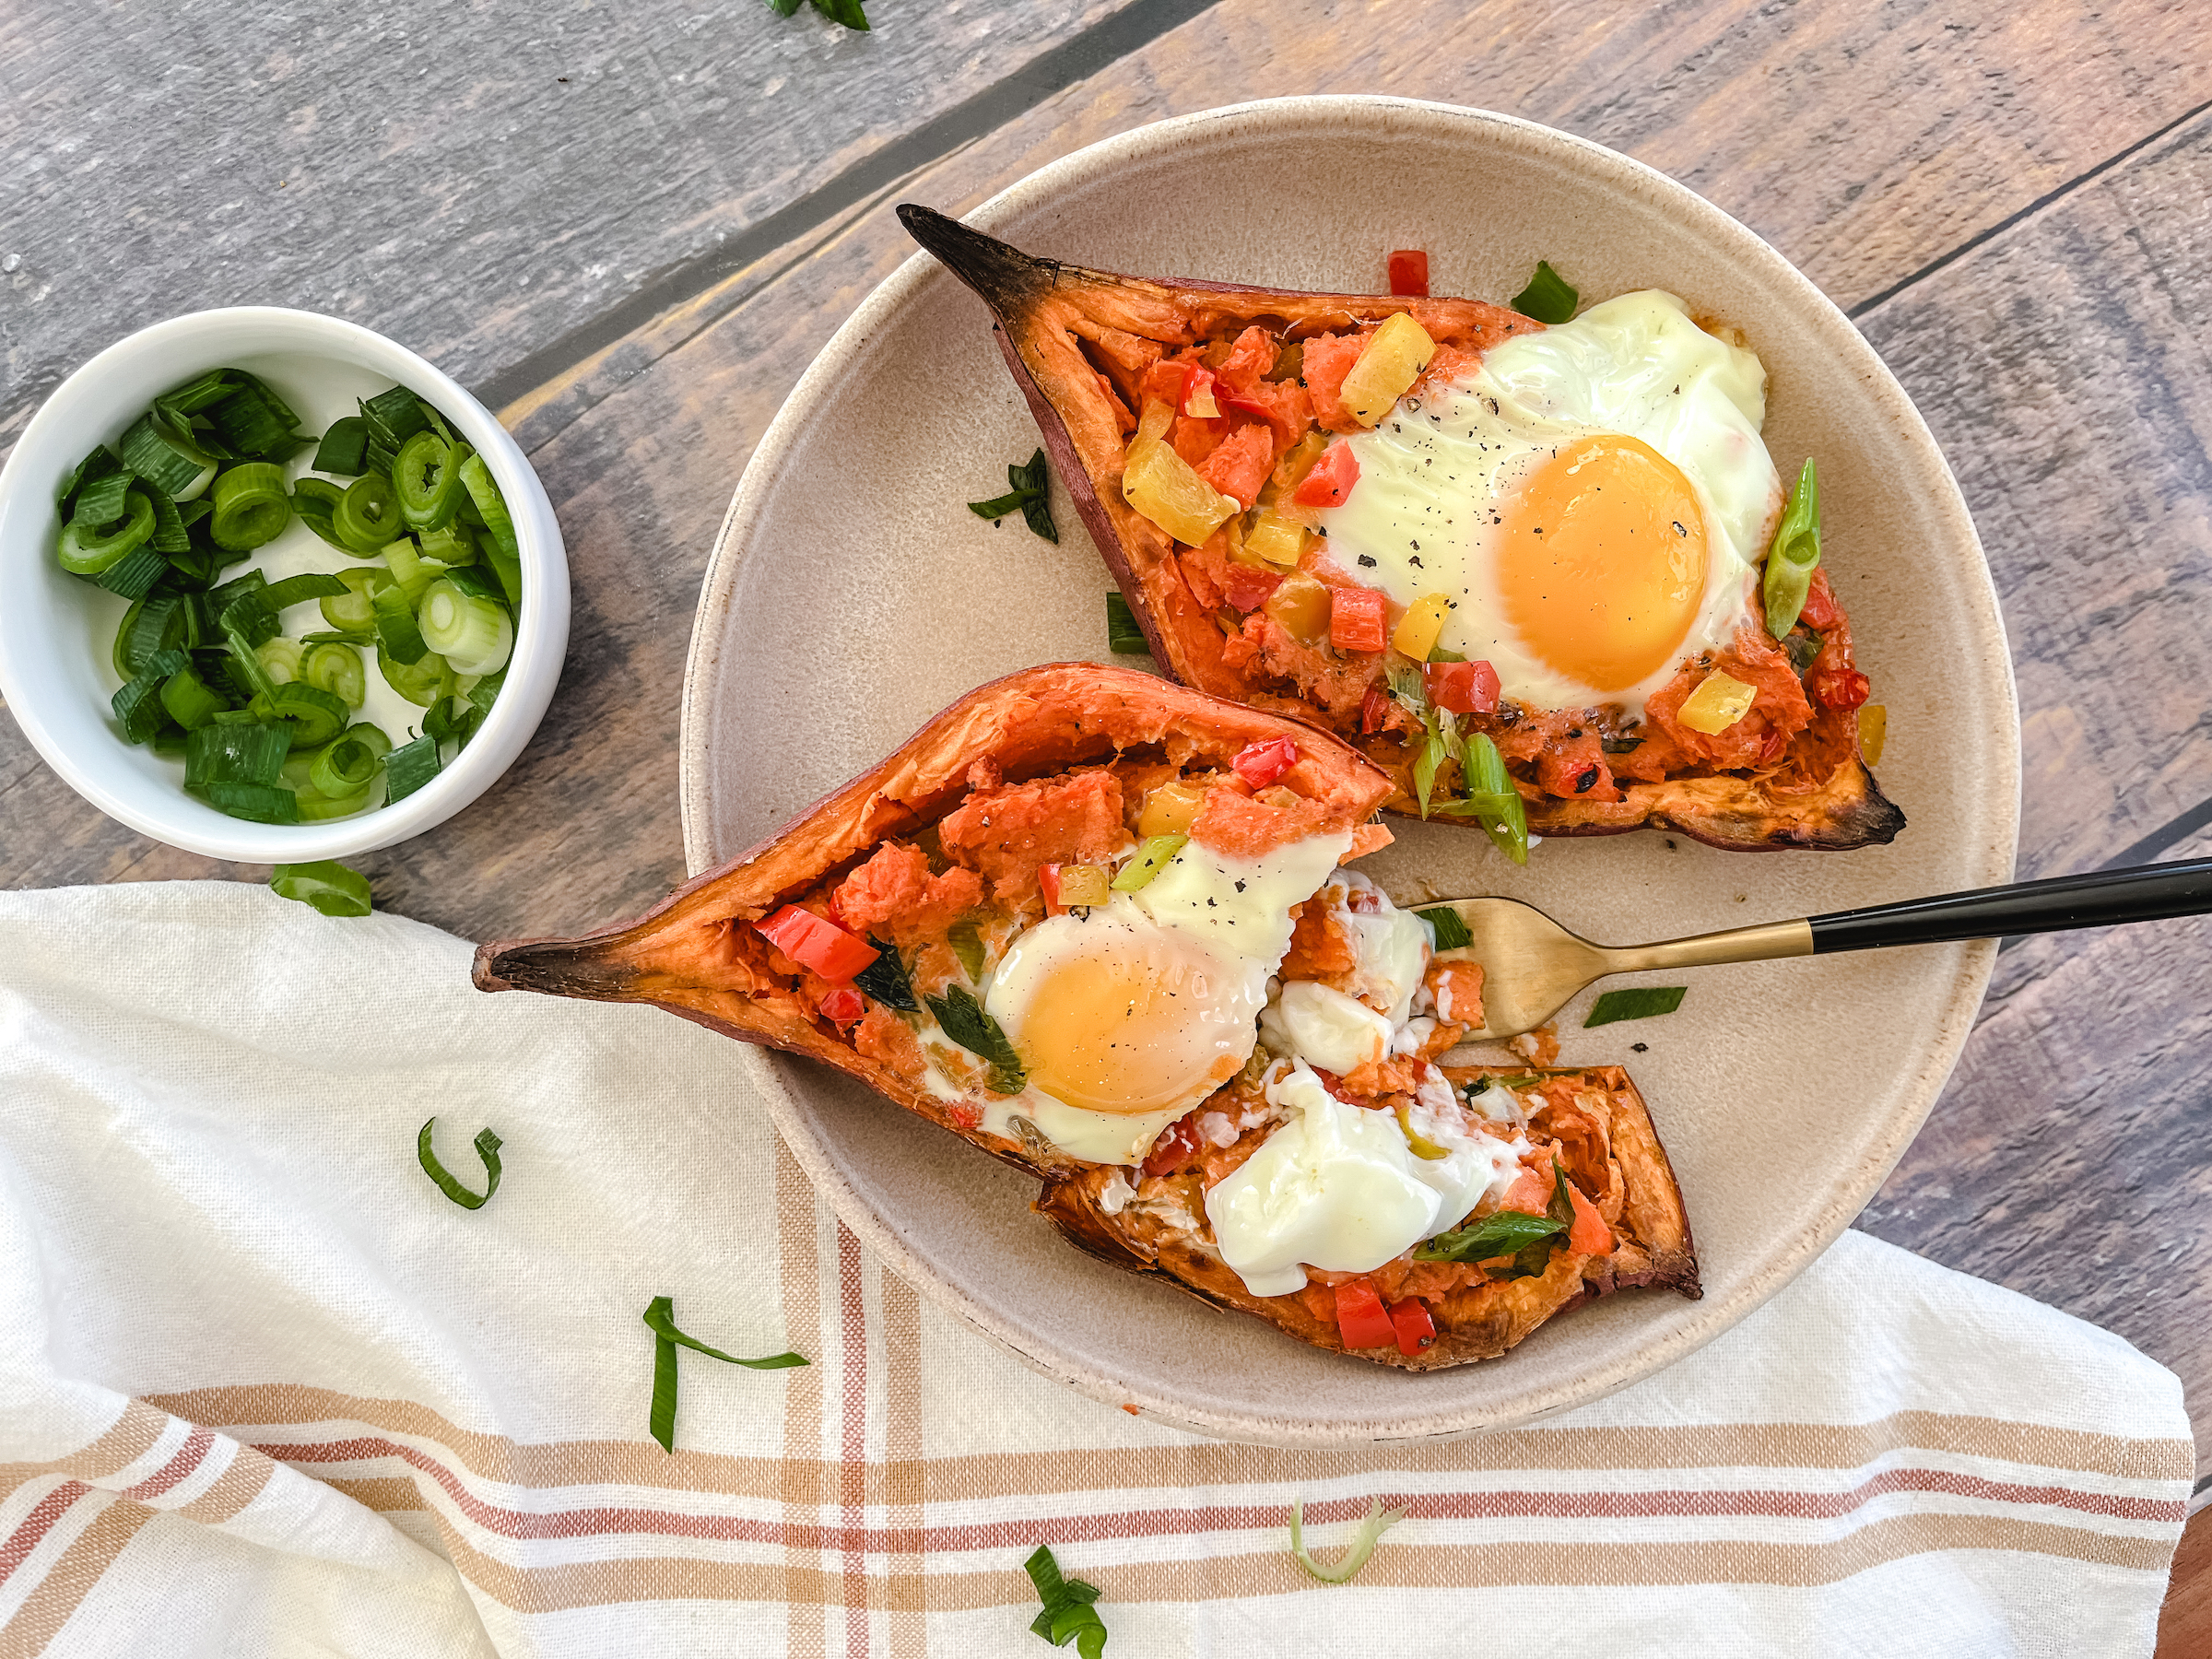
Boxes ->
[472,935,641,1001]
[897,204,1057,314]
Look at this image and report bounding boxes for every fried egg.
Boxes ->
[977,827,1353,1163]
[1320,290,1782,716]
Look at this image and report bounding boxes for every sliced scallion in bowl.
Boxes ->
[55,369,524,826]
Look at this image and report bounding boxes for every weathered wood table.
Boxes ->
[4,0,2206,1642]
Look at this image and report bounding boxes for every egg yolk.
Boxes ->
[1494,433,1709,693]
[1015,942,1251,1117]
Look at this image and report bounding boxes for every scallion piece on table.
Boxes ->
[271,859,372,918]
[641,1295,807,1453]
[1287,1496,1407,1585]
[383,732,441,803]
[417,1117,501,1207]
[418,579,512,677]
[1104,592,1149,655]
[116,410,218,501]
[1509,260,1580,325]
[185,721,290,789]
[311,416,370,477]
[208,461,292,551]
[1022,1545,1109,1656]
[335,472,404,554]
[394,430,465,531]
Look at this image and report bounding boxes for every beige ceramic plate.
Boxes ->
[679,98,2018,1446]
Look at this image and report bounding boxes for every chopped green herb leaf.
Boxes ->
[1287,1496,1407,1584]
[853,937,919,1011]
[1510,260,1579,324]
[1412,1207,1562,1264]
[1416,905,1472,950]
[1023,1545,1108,1657]
[1104,592,1150,654]
[418,1117,502,1209]
[1584,985,1688,1027]
[642,1294,807,1453]
[761,0,868,29]
[271,860,372,918]
[969,448,1057,542]
[924,983,1025,1095]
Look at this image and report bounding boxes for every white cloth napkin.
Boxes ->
[0,881,2192,1658]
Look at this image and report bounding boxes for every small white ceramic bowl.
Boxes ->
[0,308,570,862]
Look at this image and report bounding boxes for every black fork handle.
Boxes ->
[1806,859,2212,953]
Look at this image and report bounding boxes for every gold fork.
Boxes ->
[1419,857,2212,1040]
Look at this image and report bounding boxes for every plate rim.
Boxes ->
[677,95,2020,1446]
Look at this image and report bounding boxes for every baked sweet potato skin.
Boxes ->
[1036,1065,1699,1371]
[900,204,1904,854]
[473,662,1394,1179]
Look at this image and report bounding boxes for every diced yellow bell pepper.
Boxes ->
[1055,864,1112,908]
[1136,779,1207,837]
[1242,504,1308,568]
[1123,399,1239,546]
[1858,703,1888,765]
[1677,669,1758,734]
[1264,571,1333,645]
[1392,593,1452,661]
[1338,312,1438,427]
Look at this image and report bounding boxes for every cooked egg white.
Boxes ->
[1319,290,1782,717]
[977,828,1352,1162]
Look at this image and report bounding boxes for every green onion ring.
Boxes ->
[56,488,156,574]
[209,463,293,552]
[457,453,518,560]
[320,569,388,633]
[335,472,403,554]
[310,735,379,797]
[418,1118,502,1209]
[394,430,464,532]
[302,641,366,708]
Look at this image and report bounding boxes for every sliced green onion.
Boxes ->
[379,641,453,706]
[487,548,522,605]
[145,483,191,555]
[302,641,366,708]
[853,937,918,1011]
[1288,1496,1407,1584]
[256,636,304,685]
[373,579,429,665]
[221,618,280,700]
[1112,833,1186,891]
[116,596,182,678]
[206,568,268,615]
[394,430,464,531]
[116,410,218,501]
[1431,732,1529,865]
[186,721,291,788]
[417,579,512,677]
[291,477,359,552]
[57,488,156,573]
[1584,986,1688,1027]
[294,782,373,821]
[207,463,291,551]
[465,665,505,719]
[57,444,124,512]
[641,1294,806,1453]
[262,681,349,747]
[221,572,349,647]
[1416,905,1473,950]
[1762,458,1822,638]
[361,384,431,450]
[159,665,229,731]
[201,781,300,823]
[320,568,389,633]
[74,468,135,529]
[382,535,435,605]
[206,376,304,462]
[946,917,986,982]
[456,453,518,562]
[272,859,372,918]
[94,544,168,600]
[311,415,370,477]
[112,649,190,743]
[1510,260,1580,324]
[384,732,441,803]
[1023,1545,1108,1657]
[922,983,1025,1094]
[335,472,403,553]
[1105,591,1149,654]
[310,732,381,796]
[418,522,476,568]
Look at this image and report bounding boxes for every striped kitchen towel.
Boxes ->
[0,881,2193,1657]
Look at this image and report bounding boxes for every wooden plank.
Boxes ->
[2159,1505,2212,1656]
[1858,821,2212,1482]
[0,0,1144,445]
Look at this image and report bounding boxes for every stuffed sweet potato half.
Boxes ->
[899,205,1903,854]
[476,664,1699,1368]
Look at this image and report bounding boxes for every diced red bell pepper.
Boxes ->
[818,987,865,1026]
[1179,366,1221,419]
[1335,1277,1394,1349]
[1330,585,1388,654]
[1219,392,1276,421]
[1811,665,1871,711]
[1564,1180,1614,1256]
[1359,684,1392,735]
[1427,658,1500,714]
[1388,1296,1437,1357]
[756,904,879,982]
[1291,441,1359,510]
[1221,563,1285,614]
[1230,735,1300,788]
[1143,1112,1206,1177]
[1040,862,1066,918]
[1387,249,1430,298]
[1796,570,1842,632]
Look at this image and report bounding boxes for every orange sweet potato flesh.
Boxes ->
[898,204,1905,853]
[472,664,1392,1180]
